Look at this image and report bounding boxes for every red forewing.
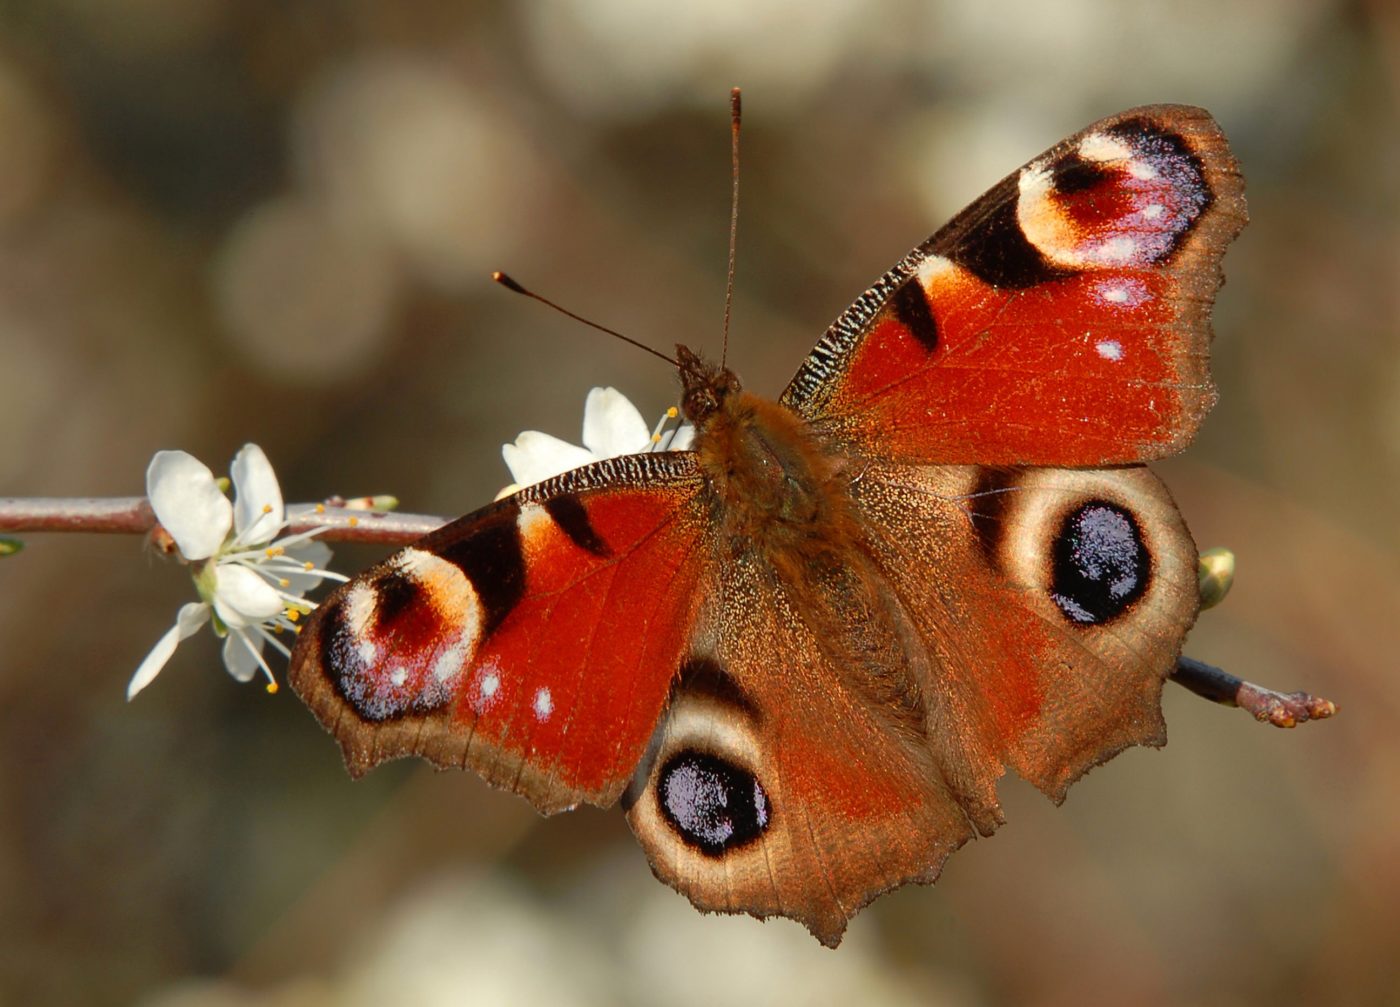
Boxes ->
[782,105,1245,467]
[289,453,712,814]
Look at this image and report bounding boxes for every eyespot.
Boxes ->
[657,751,770,854]
[1050,501,1150,624]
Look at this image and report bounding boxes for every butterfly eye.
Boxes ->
[1049,501,1150,625]
[658,751,770,854]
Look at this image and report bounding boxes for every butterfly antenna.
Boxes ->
[491,271,679,368]
[720,86,742,371]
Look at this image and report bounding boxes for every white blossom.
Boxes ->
[128,444,343,699]
[499,386,694,496]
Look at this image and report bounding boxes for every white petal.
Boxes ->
[280,539,334,593]
[126,602,211,699]
[581,387,650,458]
[231,443,285,544]
[146,451,233,561]
[666,424,696,451]
[222,631,264,683]
[502,431,596,487]
[212,564,285,627]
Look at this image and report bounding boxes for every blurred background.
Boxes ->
[1,1,1397,1004]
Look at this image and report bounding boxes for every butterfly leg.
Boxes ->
[1171,657,1337,728]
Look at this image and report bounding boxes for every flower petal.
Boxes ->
[502,431,596,487]
[126,602,211,699]
[281,539,335,593]
[212,564,285,627]
[147,451,233,561]
[231,443,285,545]
[666,423,696,452]
[581,387,650,458]
[222,631,264,683]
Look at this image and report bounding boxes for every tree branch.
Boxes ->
[1171,656,1338,728]
[0,497,448,547]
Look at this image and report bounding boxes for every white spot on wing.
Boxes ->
[344,582,376,638]
[533,687,553,721]
[389,666,407,687]
[1128,159,1158,180]
[1096,235,1138,264]
[1078,132,1132,163]
[1096,339,1125,361]
[516,502,552,548]
[469,662,504,715]
[391,546,437,578]
[915,254,956,290]
[1094,278,1150,308]
[470,661,503,714]
[432,644,466,683]
[1142,203,1165,220]
[1018,162,1053,206]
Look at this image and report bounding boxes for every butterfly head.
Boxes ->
[676,344,742,427]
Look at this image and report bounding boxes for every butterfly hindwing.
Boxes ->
[289,453,712,814]
[782,104,1246,467]
[849,462,1200,808]
[624,529,978,947]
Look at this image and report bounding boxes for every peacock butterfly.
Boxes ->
[288,103,1248,946]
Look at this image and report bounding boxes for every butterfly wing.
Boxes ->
[781,104,1245,466]
[288,453,712,814]
[849,462,1200,811]
[624,536,979,948]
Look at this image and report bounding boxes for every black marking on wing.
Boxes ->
[545,494,613,558]
[966,467,1022,567]
[371,571,419,629]
[943,176,1071,290]
[1050,500,1151,626]
[891,278,939,352]
[657,751,771,856]
[1050,149,1112,194]
[431,501,526,636]
[675,656,761,723]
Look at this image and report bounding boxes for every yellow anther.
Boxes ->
[265,546,285,557]
[265,681,279,695]
[651,433,662,443]
[279,578,290,588]
[666,406,678,419]
[262,503,273,514]
[303,560,314,570]
[348,516,360,527]
[315,503,326,514]
[287,609,300,622]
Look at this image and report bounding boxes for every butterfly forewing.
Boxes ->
[782,104,1245,467]
[289,453,712,814]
